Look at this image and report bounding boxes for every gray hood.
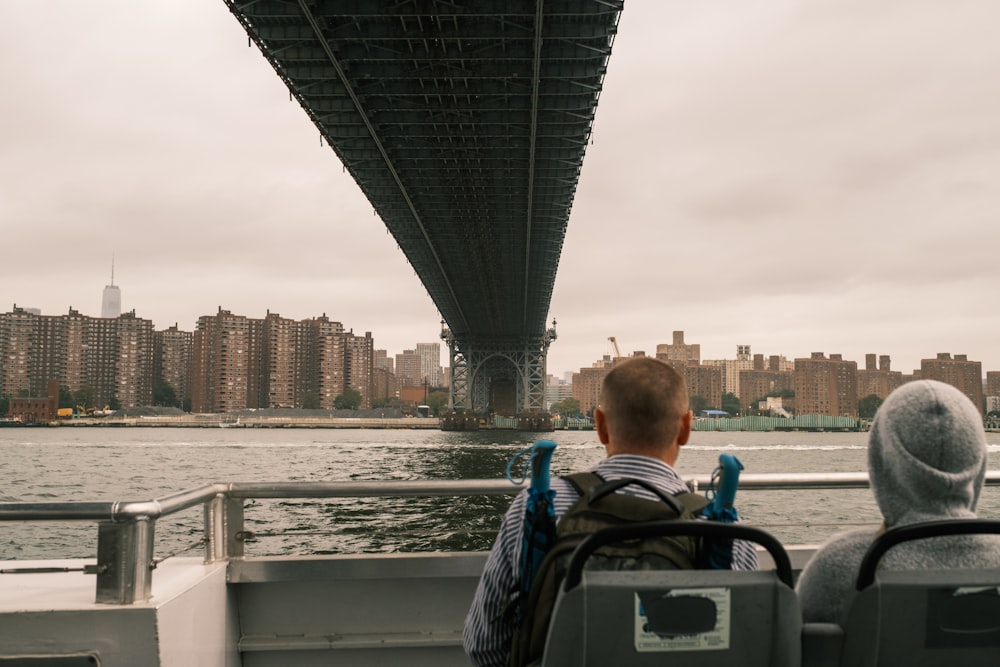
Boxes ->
[868,380,987,527]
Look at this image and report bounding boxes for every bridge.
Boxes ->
[224,1,623,414]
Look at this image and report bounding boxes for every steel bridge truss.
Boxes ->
[224,1,622,414]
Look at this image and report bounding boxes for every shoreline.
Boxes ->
[25,415,443,429]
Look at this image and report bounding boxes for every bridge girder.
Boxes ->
[224,1,622,413]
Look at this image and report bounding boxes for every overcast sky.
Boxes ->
[2,1,999,379]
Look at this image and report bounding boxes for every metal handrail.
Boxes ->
[11,471,1000,520]
[2,471,999,605]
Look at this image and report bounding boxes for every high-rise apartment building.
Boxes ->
[545,374,574,410]
[415,342,442,386]
[372,366,397,406]
[62,309,86,396]
[920,353,984,415]
[189,310,375,413]
[191,309,256,413]
[703,345,754,397]
[395,349,423,387]
[738,355,794,411]
[90,315,123,406]
[794,353,858,417]
[343,331,374,409]
[656,331,700,366]
[0,305,154,408]
[261,312,300,409]
[571,356,615,415]
[114,311,155,408]
[373,349,394,374]
[154,325,193,405]
[0,306,36,398]
[681,364,723,410]
[655,333,721,409]
[300,315,346,410]
[856,354,904,401]
[987,371,1000,400]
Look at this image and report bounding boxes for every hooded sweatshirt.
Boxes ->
[796,380,1000,624]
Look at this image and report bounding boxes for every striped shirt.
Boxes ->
[462,454,759,667]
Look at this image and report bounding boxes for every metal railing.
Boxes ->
[2,472,999,605]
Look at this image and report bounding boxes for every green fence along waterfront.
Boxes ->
[693,415,862,432]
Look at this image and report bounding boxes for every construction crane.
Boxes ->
[608,336,622,361]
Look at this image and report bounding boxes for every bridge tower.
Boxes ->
[441,320,557,416]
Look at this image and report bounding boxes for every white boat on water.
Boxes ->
[3,473,1000,666]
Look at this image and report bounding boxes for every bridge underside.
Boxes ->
[224,1,622,413]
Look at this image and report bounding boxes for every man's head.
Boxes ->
[594,357,692,463]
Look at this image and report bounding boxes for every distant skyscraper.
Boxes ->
[415,342,442,386]
[101,259,121,319]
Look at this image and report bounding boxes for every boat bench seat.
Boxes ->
[543,568,801,666]
[541,520,801,667]
[802,519,1000,667]
[228,552,487,667]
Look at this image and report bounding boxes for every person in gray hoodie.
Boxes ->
[796,379,1000,624]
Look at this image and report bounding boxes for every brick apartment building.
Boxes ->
[655,332,723,410]
[987,371,1000,399]
[1,305,378,415]
[920,353,984,415]
[679,364,723,411]
[738,355,794,411]
[154,325,193,405]
[191,309,256,413]
[190,309,375,413]
[793,353,859,417]
[703,345,754,398]
[394,349,423,387]
[300,315,347,409]
[343,331,374,408]
[856,354,904,402]
[0,305,154,408]
[656,331,700,365]
[572,355,616,415]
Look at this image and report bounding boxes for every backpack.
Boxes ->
[508,472,709,667]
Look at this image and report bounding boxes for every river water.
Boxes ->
[2,427,999,560]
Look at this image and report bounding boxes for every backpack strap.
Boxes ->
[675,490,710,517]
[563,471,604,496]
[563,471,708,518]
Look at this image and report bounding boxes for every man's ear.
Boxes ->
[594,408,610,445]
[676,410,693,446]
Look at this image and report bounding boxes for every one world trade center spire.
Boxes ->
[101,256,121,319]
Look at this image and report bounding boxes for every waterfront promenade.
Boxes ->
[48,414,442,429]
[21,413,1000,432]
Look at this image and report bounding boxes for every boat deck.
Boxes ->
[1,474,998,666]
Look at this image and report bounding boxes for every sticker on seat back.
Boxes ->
[634,587,731,652]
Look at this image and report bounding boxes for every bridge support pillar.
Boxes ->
[441,321,557,416]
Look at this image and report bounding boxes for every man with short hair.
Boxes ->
[463,356,758,667]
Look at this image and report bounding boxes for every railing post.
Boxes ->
[204,493,225,562]
[226,495,246,559]
[203,492,245,561]
[95,516,156,604]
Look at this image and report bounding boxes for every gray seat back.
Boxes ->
[839,519,1000,667]
[841,568,1000,667]
[540,520,801,667]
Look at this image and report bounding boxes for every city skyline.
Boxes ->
[3,304,996,422]
[3,2,1000,380]
[5,295,997,386]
